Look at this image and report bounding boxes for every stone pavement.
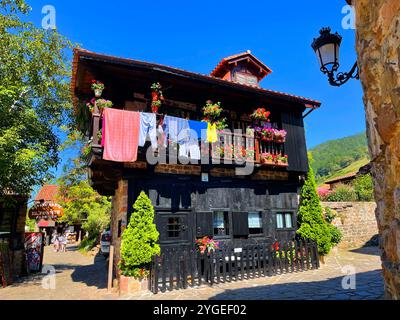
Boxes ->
[0,244,115,300]
[0,245,384,300]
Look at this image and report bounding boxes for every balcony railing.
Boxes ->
[88,109,288,168]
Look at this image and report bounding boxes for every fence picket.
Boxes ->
[149,238,320,293]
[304,240,310,270]
[246,246,251,279]
[262,244,267,276]
[290,241,295,273]
[197,251,202,286]
[215,250,220,284]
[240,249,244,280]
[257,245,262,277]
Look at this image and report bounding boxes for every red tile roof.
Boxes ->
[324,172,357,185]
[71,48,321,111]
[210,51,272,80]
[35,185,60,202]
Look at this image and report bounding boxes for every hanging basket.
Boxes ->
[94,89,103,98]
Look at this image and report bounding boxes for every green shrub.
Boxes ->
[119,191,160,278]
[325,184,357,202]
[353,174,374,201]
[324,207,336,224]
[79,237,97,252]
[327,224,342,246]
[297,166,333,256]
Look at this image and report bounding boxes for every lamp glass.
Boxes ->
[317,43,340,72]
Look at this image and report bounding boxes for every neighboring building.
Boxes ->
[29,185,83,245]
[324,162,371,190]
[0,193,28,279]
[71,49,321,279]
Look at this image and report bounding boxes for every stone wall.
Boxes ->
[322,202,378,249]
[353,0,400,299]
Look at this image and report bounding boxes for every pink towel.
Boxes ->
[102,108,140,162]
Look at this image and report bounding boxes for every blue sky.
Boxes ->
[26,0,365,185]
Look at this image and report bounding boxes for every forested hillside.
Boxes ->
[309,133,369,184]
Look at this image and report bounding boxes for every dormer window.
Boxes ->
[210,51,272,87]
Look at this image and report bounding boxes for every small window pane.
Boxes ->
[248,212,263,235]
[276,213,284,229]
[167,217,181,238]
[213,211,229,236]
[285,213,293,228]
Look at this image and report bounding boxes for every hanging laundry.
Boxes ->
[139,112,158,149]
[179,141,201,160]
[163,115,189,145]
[206,122,218,143]
[102,108,140,162]
[188,120,208,141]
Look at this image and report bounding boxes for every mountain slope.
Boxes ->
[309,133,369,184]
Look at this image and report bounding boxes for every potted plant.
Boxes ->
[91,80,105,98]
[118,192,160,294]
[151,100,161,113]
[273,129,287,143]
[96,99,113,112]
[195,236,220,254]
[86,98,95,113]
[151,82,164,99]
[203,101,223,121]
[278,154,289,165]
[260,127,274,141]
[250,107,271,122]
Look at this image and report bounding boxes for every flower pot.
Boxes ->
[119,275,149,294]
[94,89,103,98]
[151,91,159,101]
[261,136,273,142]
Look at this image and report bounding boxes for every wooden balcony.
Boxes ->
[87,109,289,169]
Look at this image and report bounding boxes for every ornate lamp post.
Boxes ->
[311,27,359,86]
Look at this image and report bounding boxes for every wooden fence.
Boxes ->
[149,239,319,294]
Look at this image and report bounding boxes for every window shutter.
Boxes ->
[232,212,249,236]
[196,212,213,237]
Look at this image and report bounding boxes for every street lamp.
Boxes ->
[311,27,359,86]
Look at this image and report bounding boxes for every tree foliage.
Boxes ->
[57,180,110,246]
[297,166,341,255]
[0,0,73,196]
[310,133,369,183]
[119,192,160,278]
[353,173,374,201]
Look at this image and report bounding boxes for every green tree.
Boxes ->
[57,180,111,249]
[297,165,333,255]
[353,174,374,201]
[0,1,73,197]
[119,191,160,278]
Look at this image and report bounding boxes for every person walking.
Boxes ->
[51,230,59,252]
[59,232,67,252]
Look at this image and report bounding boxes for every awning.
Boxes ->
[37,219,56,228]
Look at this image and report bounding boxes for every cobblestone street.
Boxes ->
[0,244,115,300]
[0,245,384,300]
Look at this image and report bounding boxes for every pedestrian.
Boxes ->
[51,230,59,252]
[59,232,67,252]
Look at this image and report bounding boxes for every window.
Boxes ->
[248,212,263,235]
[213,211,229,236]
[167,217,181,238]
[276,212,294,229]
